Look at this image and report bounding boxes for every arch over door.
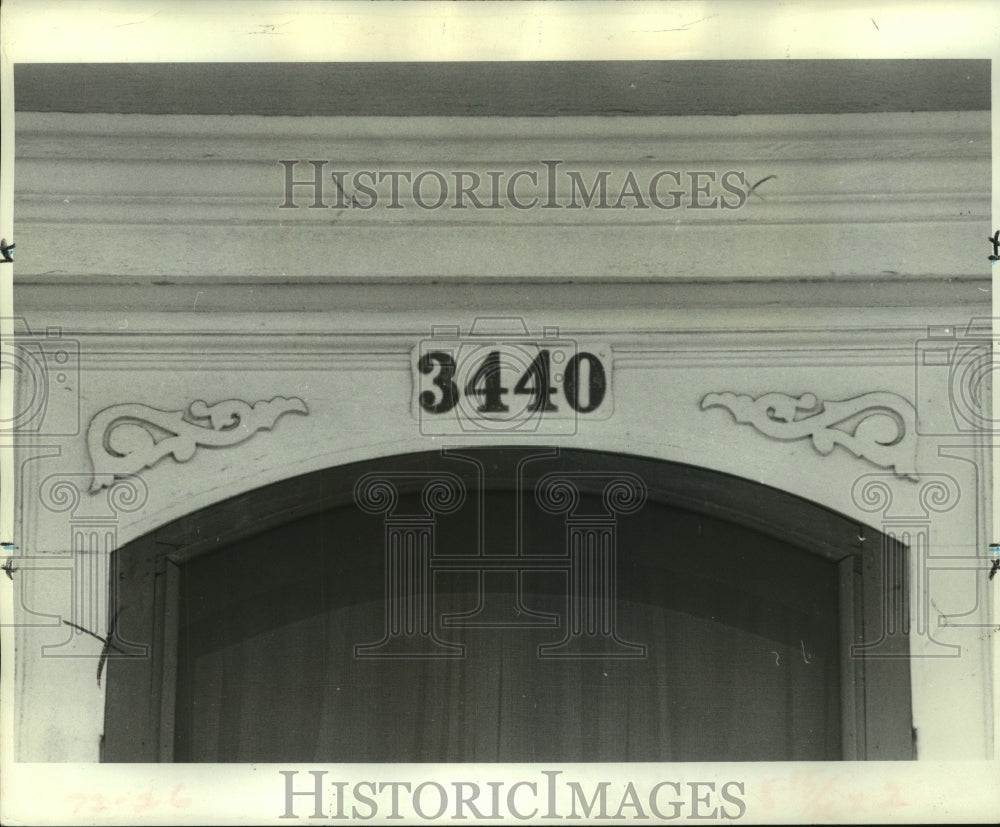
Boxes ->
[102,447,913,762]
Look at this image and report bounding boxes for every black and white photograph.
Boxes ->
[1,1,998,823]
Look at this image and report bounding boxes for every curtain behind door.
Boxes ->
[174,489,841,762]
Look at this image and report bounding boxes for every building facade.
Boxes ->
[6,62,995,763]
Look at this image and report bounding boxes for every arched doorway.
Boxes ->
[102,447,913,762]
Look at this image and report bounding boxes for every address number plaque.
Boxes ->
[411,330,612,435]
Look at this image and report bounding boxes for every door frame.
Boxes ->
[101,447,914,762]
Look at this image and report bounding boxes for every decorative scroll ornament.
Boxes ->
[87,397,308,492]
[700,391,918,480]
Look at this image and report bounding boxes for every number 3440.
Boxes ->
[417,348,608,416]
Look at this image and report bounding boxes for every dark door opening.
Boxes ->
[103,447,913,762]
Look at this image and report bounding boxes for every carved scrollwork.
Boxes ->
[87,397,308,492]
[701,391,918,480]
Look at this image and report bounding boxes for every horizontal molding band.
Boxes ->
[15,112,991,159]
[16,159,984,211]
[45,354,923,370]
[12,111,990,281]
[11,303,989,350]
[12,220,989,279]
[12,340,934,369]
[15,61,990,117]
[14,195,989,227]
[15,277,989,310]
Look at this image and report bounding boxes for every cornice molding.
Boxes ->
[16,111,989,161]
[13,277,990,355]
[6,327,954,369]
[13,111,990,282]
